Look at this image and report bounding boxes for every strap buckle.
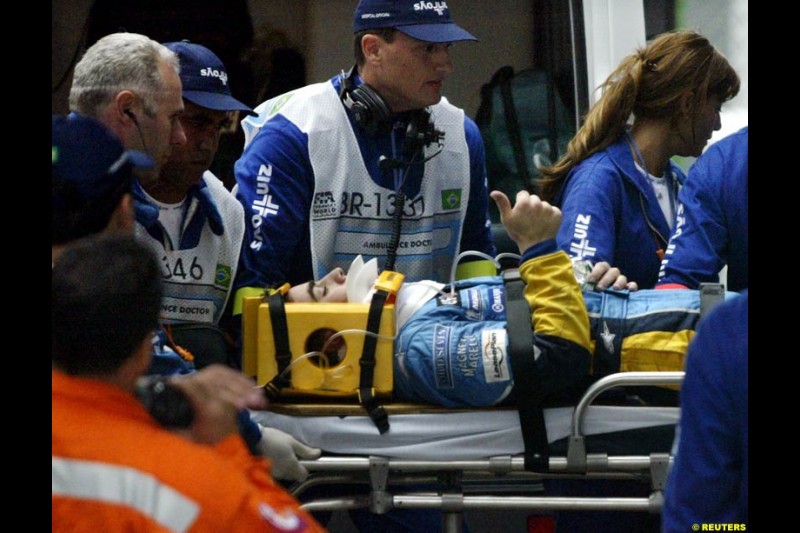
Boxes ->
[358,388,390,434]
[357,387,377,404]
[367,404,390,434]
[262,380,283,401]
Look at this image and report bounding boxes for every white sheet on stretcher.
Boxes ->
[251,406,678,461]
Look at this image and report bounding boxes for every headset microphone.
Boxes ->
[402,111,445,160]
[378,155,404,172]
[378,145,445,176]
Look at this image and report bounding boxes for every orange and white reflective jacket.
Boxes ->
[52,370,324,532]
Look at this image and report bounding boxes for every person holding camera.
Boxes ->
[52,232,323,532]
[53,113,320,481]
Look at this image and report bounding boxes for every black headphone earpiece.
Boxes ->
[340,64,444,163]
[125,108,151,157]
[124,109,139,125]
[339,65,393,136]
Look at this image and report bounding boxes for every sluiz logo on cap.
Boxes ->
[200,68,228,86]
[414,1,448,16]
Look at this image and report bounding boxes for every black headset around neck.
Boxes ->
[338,65,447,273]
[339,64,444,158]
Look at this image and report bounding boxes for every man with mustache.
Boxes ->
[134,40,255,330]
[131,41,322,482]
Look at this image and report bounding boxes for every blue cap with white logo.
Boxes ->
[52,114,153,244]
[353,0,477,43]
[163,41,256,116]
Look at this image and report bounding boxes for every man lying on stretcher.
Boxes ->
[261,191,730,408]
[260,191,652,407]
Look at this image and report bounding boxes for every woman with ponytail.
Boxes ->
[539,30,739,289]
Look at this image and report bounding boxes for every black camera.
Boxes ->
[135,376,195,428]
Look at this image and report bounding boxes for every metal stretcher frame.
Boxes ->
[263,372,683,532]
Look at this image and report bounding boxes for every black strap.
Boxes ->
[503,269,549,471]
[264,292,292,401]
[359,289,390,434]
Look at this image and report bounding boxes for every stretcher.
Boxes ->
[251,371,682,532]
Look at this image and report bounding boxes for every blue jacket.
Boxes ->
[232,74,495,293]
[132,179,225,250]
[658,127,748,292]
[554,136,685,289]
[662,290,748,531]
[147,330,196,376]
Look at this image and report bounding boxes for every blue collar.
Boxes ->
[133,178,224,249]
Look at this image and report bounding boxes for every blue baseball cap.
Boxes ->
[164,41,256,116]
[353,0,477,43]
[52,114,153,244]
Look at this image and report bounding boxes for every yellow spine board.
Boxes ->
[253,302,395,395]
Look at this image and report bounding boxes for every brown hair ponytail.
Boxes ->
[538,30,739,202]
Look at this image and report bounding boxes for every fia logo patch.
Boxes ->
[312,191,338,218]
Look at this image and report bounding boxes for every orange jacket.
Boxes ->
[52,370,325,532]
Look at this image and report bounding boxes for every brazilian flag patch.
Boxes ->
[441,189,462,210]
[215,264,232,289]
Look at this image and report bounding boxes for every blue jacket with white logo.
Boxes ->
[553,136,685,289]
[658,127,748,292]
[232,74,495,295]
